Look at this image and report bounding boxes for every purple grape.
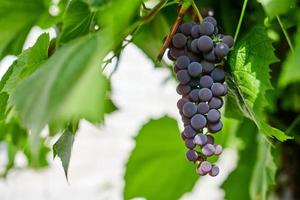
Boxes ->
[222,35,234,48]
[198,88,213,102]
[176,84,191,95]
[197,167,207,176]
[187,52,200,62]
[200,75,214,88]
[197,36,213,52]
[203,49,216,62]
[204,16,217,27]
[223,84,228,95]
[193,133,208,146]
[183,125,196,138]
[174,66,180,73]
[179,22,193,35]
[185,139,196,149]
[176,56,190,69]
[182,102,197,117]
[181,132,187,140]
[202,143,215,156]
[214,145,223,155]
[167,49,175,61]
[207,109,221,123]
[214,43,229,58]
[208,121,223,133]
[199,22,215,36]
[191,25,200,38]
[170,48,186,59]
[190,39,199,53]
[188,62,202,77]
[211,68,225,82]
[189,89,200,102]
[186,150,198,161]
[201,60,215,74]
[209,165,220,177]
[181,115,190,125]
[191,114,207,129]
[197,102,209,114]
[208,97,223,109]
[211,83,226,96]
[199,161,212,173]
[172,33,187,48]
[207,135,215,144]
[177,97,189,110]
[176,70,191,84]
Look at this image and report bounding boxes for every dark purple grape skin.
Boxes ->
[202,143,215,156]
[176,84,191,95]
[214,145,223,155]
[208,121,223,133]
[191,25,200,38]
[211,68,225,82]
[186,150,199,161]
[185,139,196,149]
[177,70,191,84]
[201,60,215,74]
[209,165,220,177]
[177,98,189,110]
[170,48,186,59]
[222,35,234,48]
[198,88,213,102]
[207,109,221,123]
[179,22,193,35]
[191,114,207,129]
[190,39,199,53]
[204,16,217,27]
[167,49,176,61]
[181,132,187,140]
[208,97,223,109]
[199,22,215,36]
[199,161,212,173]
[200,75,214,88]
[197,36,213,52]
[214,43,229,59]
[183,125,196,138]
[172,33,187,48]
[203,49,216,62]
[188,52,201,62]
[189,79,200,87]
[193,133,208,146]
[197,102,209,114]
[182,102,197,117]
[188,62,202,77]
[189,89,200,102]
[181,115,190,125]
[207,135,215,144]
[176,56,190,69]
[211,83,226,96]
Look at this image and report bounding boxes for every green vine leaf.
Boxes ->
[257,0,296,19]
[226,26,290,141]
[124,116,198,200]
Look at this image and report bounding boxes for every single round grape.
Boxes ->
[208,121,223,133]
[176,56,190,69]
[204,16,217,27]
[200,75,214,88]
[207,109,221,123]
[207,135,215,144]
[183,125,196,138]
[185,139,196,149]
[202,143,215,156]
[197,36,213,52]
[186,149,198,161]
[191,114,207,129]
[176,70,191,84]
[208,97,223,109]
[214,144,223,155]
[198,88,213,102]
[170,48,186,59]
[214,43,229,58]
[209,165,220,177]
[182,102,197,117]
[188,62,202,77]
[199,161,212,173]
[172,33,187,48]
[190,39,199,53]
[191,25,200,38]
[211,68,225,82]
[176,84,191,95]
[189,89,200,102]
[203,49,216,62]
[199,22,215,36]
[197,102,209,114]
[193,133,208,146]
[167,49,175,61]
[177,97,189,110]
[201,60,215,74]
[189,79,200,87]
[211,83,226,96]
[179,22,193,35]
[181,115,190,126]
[222,35,234,48]
[197,167,207,176]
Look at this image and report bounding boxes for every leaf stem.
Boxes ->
[191,0,203,22]
[276,15,294,53]
[286,114,300,135]
[234,0,248,41]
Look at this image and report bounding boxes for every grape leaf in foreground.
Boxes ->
[124,116,198,200]
[226,26,290,141]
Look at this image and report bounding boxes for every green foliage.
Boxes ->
[257,0,296,19]
[124,116,199,200]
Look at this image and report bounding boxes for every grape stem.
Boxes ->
[157,5,188,61]
[234,0,248,41]
[191,0,203,22]
[277,16,294,53]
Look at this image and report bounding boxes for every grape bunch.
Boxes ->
[167,16,234,177]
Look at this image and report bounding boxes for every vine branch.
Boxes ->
[191,0,203,22]
[277,16,294,53]
[234,0,248,41]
